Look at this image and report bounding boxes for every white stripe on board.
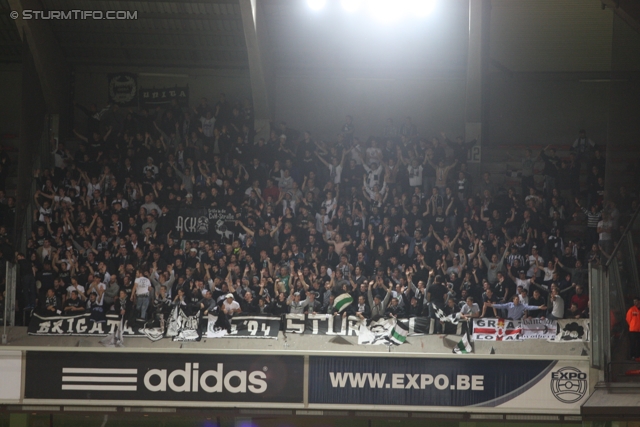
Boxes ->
[61,385,137,391]
[62,376,137,383]
[62,368,138,375]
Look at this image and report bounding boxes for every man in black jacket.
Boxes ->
[37,289,61,317]
[385,297,404,318]
[350,295,371,320]
[239,290,259,314]
[113,290,133,321]
[63,291,85,315]
[404,296,424,318]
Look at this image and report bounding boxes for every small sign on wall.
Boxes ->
[108,73,138,107]
[465,122,481,163]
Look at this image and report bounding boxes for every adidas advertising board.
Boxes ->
[308,357,589,413]
[24,352,304,403]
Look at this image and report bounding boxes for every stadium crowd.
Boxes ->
[10,92,628,334]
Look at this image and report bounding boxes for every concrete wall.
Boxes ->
[487,75,610,147]
[0,65,22,136]
[273,72,468,141]
[272,70,611,149]
[4,61,614,154]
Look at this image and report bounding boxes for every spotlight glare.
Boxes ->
[409,0,437,17]
[307,0,327,11]
[368,0,405,23]
[341,0,363,13]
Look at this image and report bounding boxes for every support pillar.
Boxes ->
[465,0,490,170]
[14,37,46,248]
[239,0,273,141]
[604,14,640,200]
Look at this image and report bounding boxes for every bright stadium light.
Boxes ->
[367,0,405,23]
[408,0,437,17]
[307,0,327,11]
[341,0,363,13]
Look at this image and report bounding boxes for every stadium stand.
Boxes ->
[10,94,620,342]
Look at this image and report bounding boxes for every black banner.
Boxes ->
[166,306,201,342]
[25,352,304,403]
[28,313,148,337]
[175,207,236,240]
[231,316,280,338]
[28,311,434,340]
[108,73,138,107]
[139,85,189,108]
[207,315,280,339]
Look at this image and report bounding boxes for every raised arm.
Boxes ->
[73,129,89,143]
[297,270,310,291]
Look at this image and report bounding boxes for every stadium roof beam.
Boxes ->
[74,0,238,3]
[601,0,640,35]
[65,57,248,69]
[50,28,244,37]
[239,0,273,138]
[60,43,246,52]
[125,13,242,21]
[8,0,71,116]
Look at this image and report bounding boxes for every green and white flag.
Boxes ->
[388,320,409,345]
[453,331,473,354]
[334,293,354,313]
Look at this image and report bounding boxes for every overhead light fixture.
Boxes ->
[408,0,437,17]
[307,0,327,11]
[341,0,363,13]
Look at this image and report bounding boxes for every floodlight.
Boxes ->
[408,0,437,17]
[341,0,363,13]
[307,0,327,11]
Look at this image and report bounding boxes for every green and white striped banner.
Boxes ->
[388,321,408,345]
[334,293,354,313]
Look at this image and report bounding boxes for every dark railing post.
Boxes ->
[605,204,640,268]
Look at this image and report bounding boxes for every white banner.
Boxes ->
[522,318,557,340]
[472,318,523,341]
[357,318,394,345]
[549,319,590,343]
[166,306,201,342]
[473,318,560,341]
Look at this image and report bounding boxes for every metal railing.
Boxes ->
[1,261,17,344]
[589,264,609,371]
[605,204,640,269]
[590,203,640,378]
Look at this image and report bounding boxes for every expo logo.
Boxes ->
[550,367,588,404]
